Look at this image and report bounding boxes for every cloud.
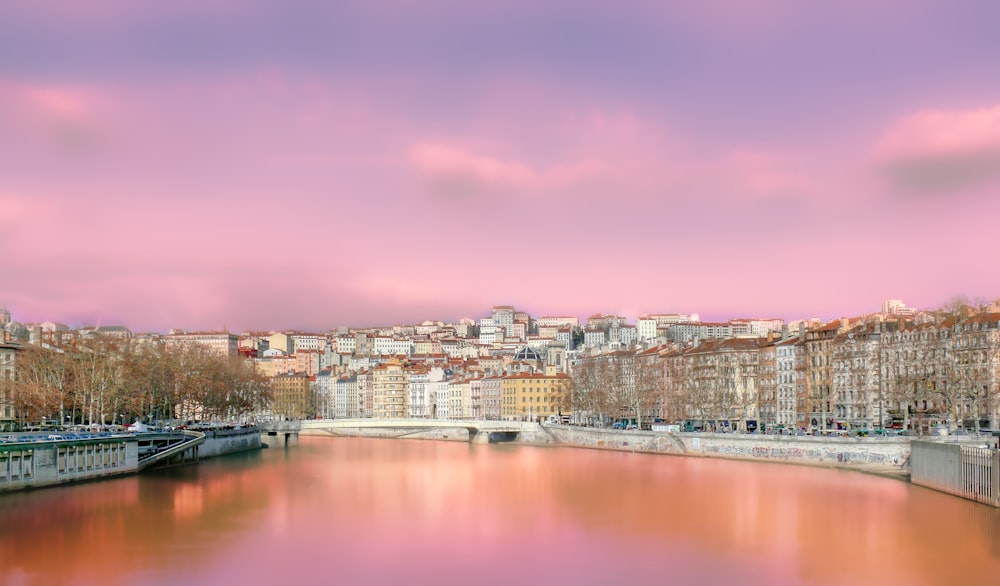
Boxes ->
[875,104,1000,193]
[407,141,607,200]
[724,150,817,201]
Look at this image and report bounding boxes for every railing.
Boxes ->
[136,431,205,470]
[911,440,1000,507]
[961,445,997,505]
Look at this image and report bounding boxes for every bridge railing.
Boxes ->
[293,418,532,431]
[136,431,205,470]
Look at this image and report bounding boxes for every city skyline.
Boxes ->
[0,297,969,336]
[3,1,1000,333]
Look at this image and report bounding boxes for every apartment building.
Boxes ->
[758,340,778,431]
[804,320,841,432]
[268,332,293,354]
[482,376,503,420]
[501,372,572,421]
[0,343,18,427]
[313,369,333,419]
[271,372,313,420]
[165,331,239,357]
[775,337,806,430]
[372,359,408,418]
[357,370,373,418]
[334,373,358,419]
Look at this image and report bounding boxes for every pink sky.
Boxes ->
[2,0,1000,332]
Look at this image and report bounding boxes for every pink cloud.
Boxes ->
[876,104,1000,160]
[722,150,819,201]
[5,82,93,120]
[408,141,608,199]
[874,103,1000,193]
[0,80,107,150]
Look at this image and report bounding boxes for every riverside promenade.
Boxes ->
[543,425,914,477]
[289,418,923,476]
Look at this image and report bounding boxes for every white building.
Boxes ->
[327,374,358,418]
[556,327,573,348]
[584,328,606,348]
[492,306,514,330]
[537,316,579,328]
[882,299,916,317]
[478,318,497,345]
[415,321,442,335]
[313,370,333,419]
[291,333,326,352]
[617,325,637,347]
[336,335,356,354]
[776,338,805,429]
[637,317,659,341]
[432,375,451,419]
[1,343,17,425]
[409,370,430,418]
[731,318,785,338]
[165,331,239,357]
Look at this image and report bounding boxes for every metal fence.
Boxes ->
[911,440,1000,507]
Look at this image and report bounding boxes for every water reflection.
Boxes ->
[1,438,999,585]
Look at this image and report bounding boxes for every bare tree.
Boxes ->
[570,353,614,426]
[11,345,72,426]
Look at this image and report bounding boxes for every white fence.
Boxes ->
[911,441,1000,507]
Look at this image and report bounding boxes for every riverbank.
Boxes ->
[300,420,918,477]
[542,425,913,478]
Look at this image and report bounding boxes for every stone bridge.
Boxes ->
[260,418,540,444]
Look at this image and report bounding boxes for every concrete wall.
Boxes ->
[911,441,1000,506]
[200,428,262,458]
[544,426,911,476]
[2,429,262,493]
[1,439,138,492]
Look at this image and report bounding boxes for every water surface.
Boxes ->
[1,437,998,585]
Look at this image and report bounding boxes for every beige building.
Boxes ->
[253,355,297,378]
[268,332,293,354]
[449,378,469,419]
[805,320,842,432]
[270,372,313,420]
[373,359,408,418]
[413,339,435,355]
[501,372,571,421]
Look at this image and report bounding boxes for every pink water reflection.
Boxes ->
[2,438,999,585]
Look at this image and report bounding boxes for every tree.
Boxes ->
[10,345,72,426]
[660,346,690,425]
[72,337,127,427]
[631,347,666,429]
[570,354,613,426]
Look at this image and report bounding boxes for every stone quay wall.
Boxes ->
[297,421,918,476]
[299,422,554,444]
[301,426,474,442]
[199,428,262,458]
[543,426,912,476]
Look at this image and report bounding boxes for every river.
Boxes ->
[1,436,999,585]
